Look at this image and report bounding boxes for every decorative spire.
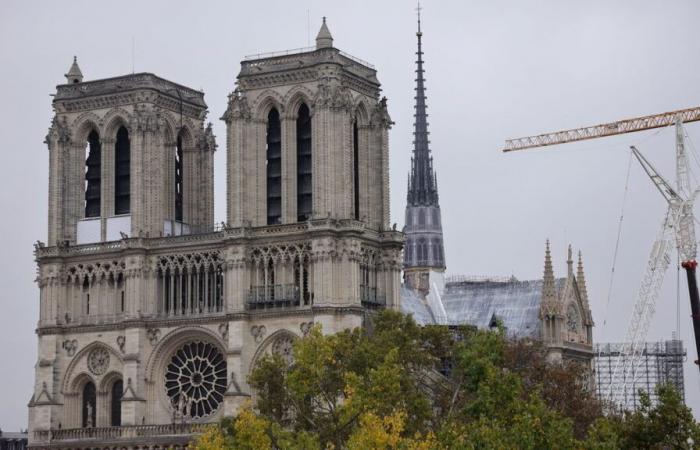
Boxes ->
[567,244,574,277]
[576,250,589,306]
[407,3,439,206]
[543,239,556,301]
[316,17,333,49]
[65,56,83,84]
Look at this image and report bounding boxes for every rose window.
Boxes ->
[272,335,295,365]
[164,341,227,419]
[87,347,110,375]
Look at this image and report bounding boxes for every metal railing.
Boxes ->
[246,284,313,309]
[360,285,385,308]
[33,422,210,442]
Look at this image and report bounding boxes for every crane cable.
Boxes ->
[601,150,634,344]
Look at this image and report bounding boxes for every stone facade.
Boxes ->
[29,20,403,449]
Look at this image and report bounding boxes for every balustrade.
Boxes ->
[360,284,385,308]
[33,423,209,442]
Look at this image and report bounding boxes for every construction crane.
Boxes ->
[503,106,700,152]
[502,108,700,406]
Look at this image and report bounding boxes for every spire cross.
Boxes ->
[416,1,422,33]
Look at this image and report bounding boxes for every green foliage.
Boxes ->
[192,311,699,450]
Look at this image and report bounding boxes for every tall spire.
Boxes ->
[407,2,438,206]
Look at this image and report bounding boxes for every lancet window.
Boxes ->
[110,379,122,426]
[84,130,101,218]
[266,108,282,225]
[360,248,383,306]
[175,133,184,222]
[247,243,312,309]
[114,126,130,215]
[82,381,96,428]
[156,252,224,316]
[353,120,360,220]
[296,104,312,221]
[62,261,127,324]
[417,238,427,264]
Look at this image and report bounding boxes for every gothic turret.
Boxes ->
[403,7,446,292]
[316,17,333,49]
[64,56,83,84]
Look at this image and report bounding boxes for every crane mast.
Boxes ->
[503,110,700,408]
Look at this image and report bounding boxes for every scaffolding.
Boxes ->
[595,339,686,411]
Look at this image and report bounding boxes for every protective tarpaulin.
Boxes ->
[401,278,565,338]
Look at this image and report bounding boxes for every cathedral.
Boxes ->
[29,19,402,449]
[27,15,593,450]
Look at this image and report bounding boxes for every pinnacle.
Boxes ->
[65,55,83,83]
[316,17,333,49]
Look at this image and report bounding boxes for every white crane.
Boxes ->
[503,111,700,408]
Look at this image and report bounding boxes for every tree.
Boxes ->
[192,310,699,449]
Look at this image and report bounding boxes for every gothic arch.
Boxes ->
[253,90,285,120]
[62,341,124,393]
[103,108,133,139]
[353,99,370,126]
[98,370,123,393]
[250,328,299,371]
[176,125,195,149]
[283,86,315,118]
[72,113,102,144]
[67,371,95,395]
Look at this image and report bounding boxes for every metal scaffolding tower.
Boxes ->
[595,339,686,411]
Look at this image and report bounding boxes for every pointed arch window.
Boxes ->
[82,381,96,428]
[267,108,282,225]
[297,104,312,221]
[175,133,184,222]
[114,126,130,215]
[84,130,101,218]
[417,238,427,264]
[352,120,360,220]
[110,379,123,426]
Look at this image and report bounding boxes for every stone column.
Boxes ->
[223,320,250,417]
[28,334,61,439]
[281,116,297,224]
[120,328,146,425]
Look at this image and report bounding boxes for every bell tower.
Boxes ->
[46,57,216,246]
[223,18,392,230]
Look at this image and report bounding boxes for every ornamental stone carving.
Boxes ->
[251,325,266,343]
[62,339,78,356]
[147,328,161,345]
[218,323,229,340]
[300,322,314,336]
[87,347,110,375]
[116,335,126,353]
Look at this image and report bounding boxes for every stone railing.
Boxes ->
[33,422,210,443]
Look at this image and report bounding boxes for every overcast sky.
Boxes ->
[1,0,700,430]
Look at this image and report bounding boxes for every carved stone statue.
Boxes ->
[86,402,93,428]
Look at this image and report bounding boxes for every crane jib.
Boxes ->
[502,106,700,152]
